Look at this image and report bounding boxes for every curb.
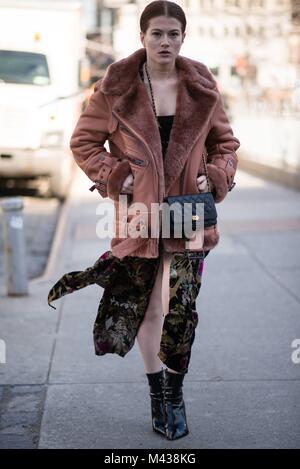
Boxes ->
[237,152,300,192]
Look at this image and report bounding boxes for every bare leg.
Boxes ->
[161,250,172,319]
[137,249,180,374]
[137,253,165,373]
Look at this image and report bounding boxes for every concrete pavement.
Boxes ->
[0,166,300,449]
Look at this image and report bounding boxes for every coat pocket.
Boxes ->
[127,154,149,169]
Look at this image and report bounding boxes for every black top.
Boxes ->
[157,115,174,159]
[139,66,175,159]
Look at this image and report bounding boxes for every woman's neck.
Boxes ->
[143,60,178,82]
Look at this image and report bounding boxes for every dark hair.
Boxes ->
[140,1,187,34]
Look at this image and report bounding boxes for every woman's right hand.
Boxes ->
[120,172,134,194]
[196,174,209,192]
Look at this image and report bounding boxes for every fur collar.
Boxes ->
[99,48,219,195]
[100,47,217,95]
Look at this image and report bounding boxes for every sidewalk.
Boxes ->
[0,166,300,449]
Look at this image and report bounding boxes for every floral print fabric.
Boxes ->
[47,248,205,374]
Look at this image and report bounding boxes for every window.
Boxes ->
[210,66,219,76]
[231,65,237,76]
[0,50,50,85]
[246,24,253,35]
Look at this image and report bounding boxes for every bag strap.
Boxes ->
[201,152,211,192]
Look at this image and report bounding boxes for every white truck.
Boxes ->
[0,0,90,199]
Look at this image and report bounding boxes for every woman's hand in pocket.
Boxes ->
[196,175,209,192]
[120,172,134,194]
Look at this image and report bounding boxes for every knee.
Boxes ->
[144,304,164,322]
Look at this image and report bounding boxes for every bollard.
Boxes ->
[1,197,28,296]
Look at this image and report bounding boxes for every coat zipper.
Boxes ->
[113,111,157,171]
[126,155,146,167]
[112,110,162,246]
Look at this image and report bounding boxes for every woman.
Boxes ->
[55,1,240,441]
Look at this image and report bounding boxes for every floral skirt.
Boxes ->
[47,242,207,374]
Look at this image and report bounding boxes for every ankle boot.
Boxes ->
[146,369,165,436]
[164,369,189,440]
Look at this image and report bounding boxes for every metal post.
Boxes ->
[1,197,28,296]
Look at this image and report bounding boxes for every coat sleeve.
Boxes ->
[205,88,241,203]
[69,80,131,200]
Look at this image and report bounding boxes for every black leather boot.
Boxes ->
[146,368,165,436]
[164,369,189,440]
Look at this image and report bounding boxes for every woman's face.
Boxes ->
[140,16,185,65]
